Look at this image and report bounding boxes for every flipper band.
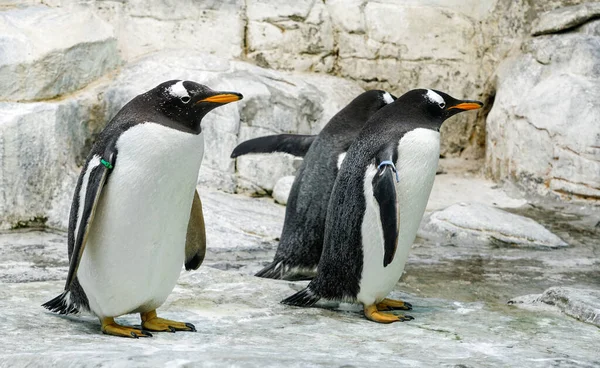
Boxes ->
[377,160,399,183]
[100,158,113,170]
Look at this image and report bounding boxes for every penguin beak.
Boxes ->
[447,100,483,111]
[197,92,243,104]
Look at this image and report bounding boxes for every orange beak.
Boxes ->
[448,101,483,111]
[197,93,243,104]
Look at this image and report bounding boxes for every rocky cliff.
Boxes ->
[0,0,598,230]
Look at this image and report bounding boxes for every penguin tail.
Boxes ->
[255,260,287,280]
[281,286,321,307]
[255,261,315,281]
[42,290,79,315]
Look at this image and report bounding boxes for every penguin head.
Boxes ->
[399,89,482,127]
[151,80,243,131]
[356,90,397,111]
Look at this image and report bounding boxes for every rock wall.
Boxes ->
[486,3,600,201]
[1,0,598,229]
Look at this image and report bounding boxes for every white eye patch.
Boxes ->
[167,80,189,99]
[382,92,394,104]
[425,89,445,106]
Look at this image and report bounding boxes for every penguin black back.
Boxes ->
[282,89,483,308]
[254,90,396,280]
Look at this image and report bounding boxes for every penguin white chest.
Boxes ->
[77,123,204,318]
[357,128,440,306]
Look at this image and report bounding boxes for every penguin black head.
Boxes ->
[396,89,483,129]
[353,90,397,113]
[147,80,243,133]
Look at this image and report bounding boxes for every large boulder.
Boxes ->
[0,85,110,230]
[0,6,119,101]
[419,202,568,248]
[486,5,600,202]
[509,287,600,327]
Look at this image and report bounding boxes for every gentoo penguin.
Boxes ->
[231,90,396,280]
[282,89,482,323]
[43,80,242,337]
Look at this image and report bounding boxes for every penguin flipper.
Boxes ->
[184,189,206,271]
[64,152,116,291]
[372,156,399,268]
[230,134,316,158]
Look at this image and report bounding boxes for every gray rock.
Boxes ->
[96,0,246,61]
[486,31,600,202]
[272,175,295,205]
[0,83,110,231]
[509,287,600,327]
[532,2,600,36]
[246,0,335,72]
[419,202,568,248]
[0,6,119,101]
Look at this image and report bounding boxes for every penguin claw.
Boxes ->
[185,322,197,332]
[400,315,415,322]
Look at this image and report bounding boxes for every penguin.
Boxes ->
[43,80,243,337]
[281,89,482,323]
[231,90,396,280]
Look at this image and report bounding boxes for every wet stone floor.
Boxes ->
[0,189,599,367]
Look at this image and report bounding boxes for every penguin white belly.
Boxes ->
[357,128,440,306]
[77,123,204,318]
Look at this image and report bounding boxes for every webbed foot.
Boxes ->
[101,317,153,338]
[140,310,196,332]
[376,298,413,311]
[364,304,414,324]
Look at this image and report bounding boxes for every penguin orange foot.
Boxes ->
[101,317,153,338]
[140,310,196,332]
[364,305,414,324]
[376,298,413,311]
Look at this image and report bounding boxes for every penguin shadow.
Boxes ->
[43,312,100,336]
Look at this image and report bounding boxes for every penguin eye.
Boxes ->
[180,96,191,104]
[439,102,446,109]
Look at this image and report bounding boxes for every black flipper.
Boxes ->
[43,148,116,315]
[185,190,206,271]
[373,151,399,268]
[281,287,321,307]
[230,134,316,158]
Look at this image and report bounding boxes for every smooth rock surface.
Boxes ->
[0,82,110,231]
[0,6,119,101]
[509,287,600,327]
[271,175,295,205]
[486,23,600,201]
[0,189,599,367]
[93,0,245,61]
[420,202,568,248]
[532,2,600,35]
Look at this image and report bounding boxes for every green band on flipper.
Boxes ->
[100,159,113,170]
